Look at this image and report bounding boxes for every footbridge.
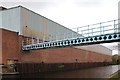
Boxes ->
[22,19,120,50]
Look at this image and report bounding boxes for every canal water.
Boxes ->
[2,64,120,79]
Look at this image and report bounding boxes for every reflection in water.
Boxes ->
[112,65,119,73]
[2,65,120,79]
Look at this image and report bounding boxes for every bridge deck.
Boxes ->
[22,19,120,50]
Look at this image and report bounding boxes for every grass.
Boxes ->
[108,70,120,80]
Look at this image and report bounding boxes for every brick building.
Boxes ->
[0,6,112,65]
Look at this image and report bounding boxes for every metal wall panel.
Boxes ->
[0,6,79,41]
[1,7,21,33]
[20,7,78,41]
[0,12,2,28]
[20,7,44,38]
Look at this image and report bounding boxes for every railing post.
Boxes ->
[114,20,116,33]
[49,34,52,42]
[32,37,34,44]
[77,27,79,33]
[81,30,83,37]
[56,33,57,41]
[92,28,93,36]
[63,33,64,39]
[118,19,120,33]
[72,32,73,38]
[52,34,53,41]
[37,37,39,43]
[66,32,68,39]
[52,34,55,41]
[22,40,24,46]
[100,23,102,35]
[77,27,79,37]
[88,25,89,37]
[58,33,60,40]
[103,25,104,34]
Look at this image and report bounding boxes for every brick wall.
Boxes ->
[20,47,112,63]
[0,29,2,64]
[2,29,20,64]
[1,29,112,64]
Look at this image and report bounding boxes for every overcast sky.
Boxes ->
[1,0,120,55]
[1,0,119,28]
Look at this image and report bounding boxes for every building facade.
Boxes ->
[0,6,112,64]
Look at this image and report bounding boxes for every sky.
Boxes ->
[0,0,119,28]
[0,0,120,55]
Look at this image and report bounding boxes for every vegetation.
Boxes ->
[112,54,120,64]
[108,55,120,80]
[108,70,120,80]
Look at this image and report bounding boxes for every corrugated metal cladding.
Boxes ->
[0,7,21,33]
[20,7,78,41]
[0,6,78,41]
[0,12,2,27]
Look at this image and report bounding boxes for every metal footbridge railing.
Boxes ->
[22,19,120,50]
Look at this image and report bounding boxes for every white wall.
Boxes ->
[119,1,120,19]
[0,12,2,28]
[74,44,112,56]
[1,7,21,33]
